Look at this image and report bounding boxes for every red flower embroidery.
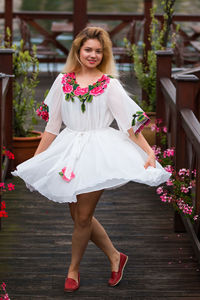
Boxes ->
[59,167,75,182]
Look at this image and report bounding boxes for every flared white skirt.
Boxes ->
[12,127,171,203]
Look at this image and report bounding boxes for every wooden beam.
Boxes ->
[143,0,152,62]
[4,0,13,45]
[73,0,87,37]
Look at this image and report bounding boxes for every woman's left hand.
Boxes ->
[144,152,156,169]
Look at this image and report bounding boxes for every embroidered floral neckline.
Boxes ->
[61,72,112,112]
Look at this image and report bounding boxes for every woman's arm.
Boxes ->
[128,128,156,169]
[34,131,57,156]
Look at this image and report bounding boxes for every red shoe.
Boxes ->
[108,253,128,286]
[64,272,80,292]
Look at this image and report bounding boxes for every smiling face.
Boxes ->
[79,39,103,70]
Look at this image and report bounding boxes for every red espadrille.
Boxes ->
[64,272,80,292]
[108,252,128,286]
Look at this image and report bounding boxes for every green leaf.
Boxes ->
[73,84,79,90]
[88,85,94,91]
[86,95,93,102]
[131,119,135,126]
[81,103,86,113]
[59,172,63,176]
[65,93,71,101]
[136,111,143,115]
[137,115,145,122]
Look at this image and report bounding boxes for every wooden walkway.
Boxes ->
[0,72,200,299]
[1,177,200,299]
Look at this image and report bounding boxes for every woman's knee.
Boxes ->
[75,212,93,228]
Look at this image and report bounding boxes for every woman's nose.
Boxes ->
[90,51,96,57]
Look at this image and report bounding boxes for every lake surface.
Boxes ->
[21,0,200,14]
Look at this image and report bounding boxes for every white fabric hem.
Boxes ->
[11,168,170,204]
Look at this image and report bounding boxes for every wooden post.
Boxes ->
[143,0,152,62]
[73,0,87,38]
[175,74,199,171]
[0,49,14,156]
[4,0,13,45]
[155,49,173,146]
[174,74,199,232]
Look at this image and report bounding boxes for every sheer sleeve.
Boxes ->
[43,73,63,135]
[107,78,150,135]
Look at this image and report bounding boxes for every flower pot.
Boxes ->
[13,131,43,167]
[142,112,156,146]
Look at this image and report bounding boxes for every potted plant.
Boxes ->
[11,40,43,166]
[1,28,42,166]
[124,0,176,145]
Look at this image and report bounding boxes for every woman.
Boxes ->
[12,27,171,292]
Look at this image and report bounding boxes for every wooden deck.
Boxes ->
[1,177,200,299]
[0,72,200,299]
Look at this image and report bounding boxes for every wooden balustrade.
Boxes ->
[1,0,200,65]
[0,49,14,230]
[156,50,200,262]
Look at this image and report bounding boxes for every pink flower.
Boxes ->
[1,201,6,210]
[1,282,6,290]
[36,108,41,116]
[178,168,186,176]
[98,74,110,84]
[0,210,8,217]
[69,72,76,79]
[151,124,157,131]
[166,148,174,157]
[89,86,104,96]
[163,126,167,133]
[7,183,15,191]
[0,183,5,189]
[63,83,73,94]
[156,186,163,194]
[164,165,173,173]
[181,186,189,193]
[59,167,75,182]
[194,215,198,221]
[74,86,88,96]
[166,179,173,186]
[160,193,168,202]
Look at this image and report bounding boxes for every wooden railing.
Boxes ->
[156,50,200,262]
[1,0,200,64]
[0,49,14,230]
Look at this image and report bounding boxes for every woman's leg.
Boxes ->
[69,195,120,275]
[67,190,104,282]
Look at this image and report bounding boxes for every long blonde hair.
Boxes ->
[62,26,118,77]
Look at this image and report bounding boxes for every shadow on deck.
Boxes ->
[0,71,200,299]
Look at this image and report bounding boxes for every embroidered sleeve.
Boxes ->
[107,78,150,135]
[40,74,63,135]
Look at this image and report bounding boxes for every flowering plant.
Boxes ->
[1,147,15,218]
[152,118,198,222]
[0,282,10,300]
[36,102,49,122]
[156,168,197,222]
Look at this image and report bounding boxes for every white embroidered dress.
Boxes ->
[12,73,171,203]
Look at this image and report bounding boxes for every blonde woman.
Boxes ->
[12,27,171,292]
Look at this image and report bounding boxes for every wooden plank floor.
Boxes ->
[1,176,200,300]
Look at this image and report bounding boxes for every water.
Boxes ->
[20,0,200,14]
[18,0,200,72]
